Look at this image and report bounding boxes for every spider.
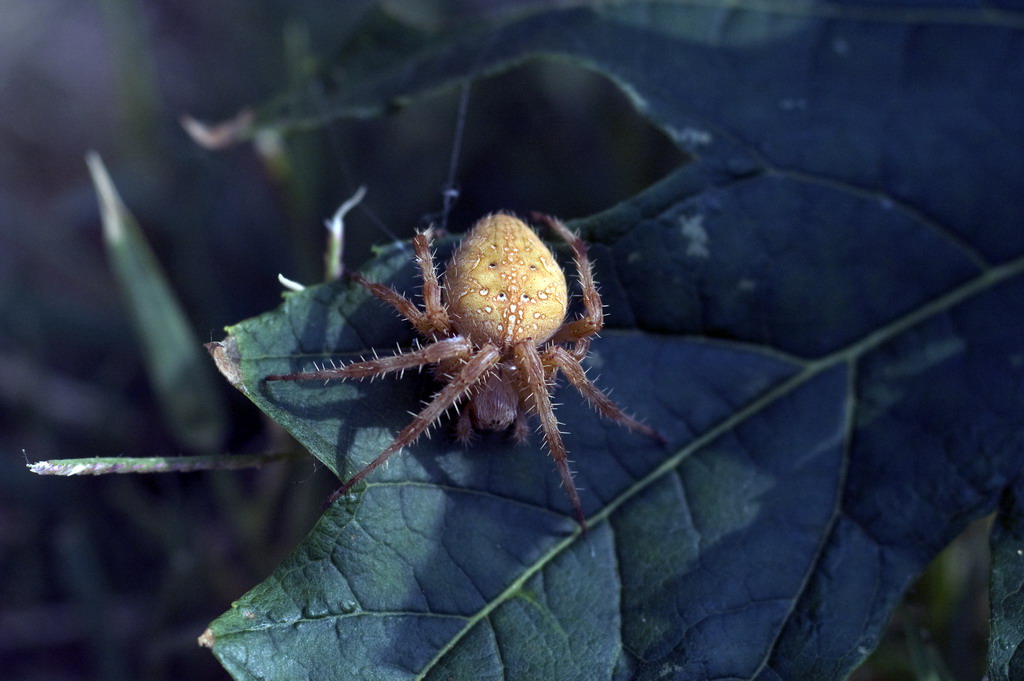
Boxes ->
[267,213,661,529]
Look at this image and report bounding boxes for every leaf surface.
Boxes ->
[989,476,1024,681]
[207,4,1024,680]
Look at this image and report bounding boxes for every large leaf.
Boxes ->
[204,3,1024,680]
[989,475,1024,680]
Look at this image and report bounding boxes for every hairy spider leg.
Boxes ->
[531,213,604,346]
[323,343,502,505]
[410,228,450,336]
[544,345,664,444]
[454,408,475,444]
[265,336,473,382]
[349,272,425,332]
[348,230,450,339]
[513,341,587,530]
[512,411,531,444]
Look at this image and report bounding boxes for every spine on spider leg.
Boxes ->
[531,213,604,344]
[266,337,474,383]
[411,230,450,335]
[513,342,588,530]
[530,212,588,261]
[547,346,666,445]
[323,343,501,507]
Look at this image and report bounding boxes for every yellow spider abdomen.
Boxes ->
[443,214,569,346]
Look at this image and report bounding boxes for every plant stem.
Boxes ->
[26,451,306,476]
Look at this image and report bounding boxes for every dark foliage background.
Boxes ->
[1,2,681,680]
[0,1,1000,680]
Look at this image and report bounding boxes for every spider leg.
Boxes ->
[266,336,473,382]
[412,228,451,336]
[513,341,587,530]
[545,345,664,443]
[350,272,432,335]
[511,411,530,444]
[454,408,474,444]
[324,343,502,506]
[531,213,603,345]
[348,229,450,339]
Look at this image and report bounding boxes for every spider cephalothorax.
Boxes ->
[268,213,660,529]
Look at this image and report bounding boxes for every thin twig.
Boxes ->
[27,451,306,476]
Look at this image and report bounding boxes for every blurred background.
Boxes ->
[0,1,679,679]
[0,1,991,680]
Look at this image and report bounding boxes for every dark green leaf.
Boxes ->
[206,4,1024,680]
[988,476,1024,681]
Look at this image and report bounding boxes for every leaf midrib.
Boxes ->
[415,254,1024,679]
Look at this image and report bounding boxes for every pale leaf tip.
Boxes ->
[84,151,127,243]
[205,336,245,389]
[180,109,254,149]
[197,628,216,649]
